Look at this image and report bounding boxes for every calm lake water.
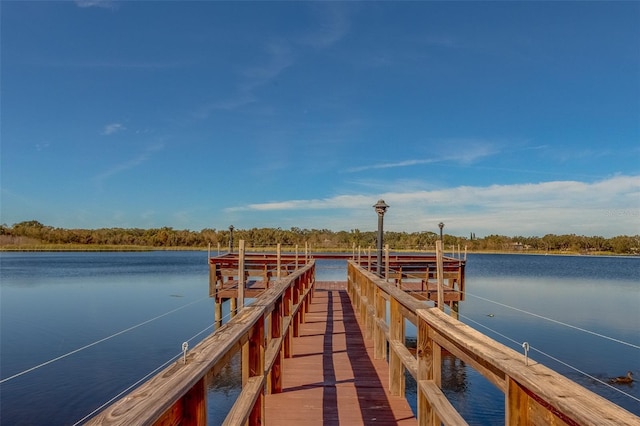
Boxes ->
[1,251,638,424]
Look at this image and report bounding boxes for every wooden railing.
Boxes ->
[87,261,315,425]
[347,260,639,426]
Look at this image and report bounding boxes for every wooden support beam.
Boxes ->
[436,240,444,311]
[248,317,265,424]
[389,297,405,397]
[214,299,223,330]
[384,243,390,280]
[238,240,245,310]
[283,286,293,358]
[277,243,281,279]
[181,377,206,426]
[208,263,216,298]
[374,286,386,360]
[269,299,284,393]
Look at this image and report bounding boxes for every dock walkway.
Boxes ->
[265,281,417,425]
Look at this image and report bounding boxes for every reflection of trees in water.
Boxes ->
[206,353,243,424]
[207,353,242,397]
[441,352,467,392]
[405,340,468,396]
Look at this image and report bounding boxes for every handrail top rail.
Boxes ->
[347,260,639,425]
[87,261,315,425]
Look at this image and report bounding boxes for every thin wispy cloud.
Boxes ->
[35,142,51,151]
[298,3,351,48]
[101,123,126,135]
[347,158,438,173]
[196,41,293,116]
[94,143,164,184]
[75,0,117,10]
[228,194,372,213]
[241,42,293,90]
[196,4,347,118]
[347,142,497,173]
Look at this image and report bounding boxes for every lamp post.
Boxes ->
[228,225,234,253]
[373,199,389,276]
[438,222,444,242]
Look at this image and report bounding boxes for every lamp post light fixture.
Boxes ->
[373,199,389,276]
[228,225,234,253]
[438,222,444,242]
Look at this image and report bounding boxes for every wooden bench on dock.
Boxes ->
[210,265,273,300]
[388,265,465,303]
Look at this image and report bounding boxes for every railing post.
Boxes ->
[293,278,301,337]
[248,317,265,424]
[384,244,390,280]
[284,285,293,358]
[436,240,445,311]
[297,275,306,325]
[351,268,360,312]
[357,271,364,315]
[215,301,223,330]
[210,260,223,329]
[208,260,216,297]
[389,297,405,397]
[182,377,206,425]
[374,285,386,360]
[351,262,356,299]
[362,276,371,339]
[305,267,314,312]
[277,243,282,279]
[270,299,284,393]
[230,297,237,318]
[417,314,442,425]
[238,240,245,310]
[506,376,531,425]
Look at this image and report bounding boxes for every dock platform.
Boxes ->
[265,281,417,425]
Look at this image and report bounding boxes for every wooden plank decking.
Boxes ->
[265,281,417,425]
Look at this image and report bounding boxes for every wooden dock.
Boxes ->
[265,281,417,425]
[88,247,640,426]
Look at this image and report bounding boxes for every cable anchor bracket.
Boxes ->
[182,342,189,364]
[522,341,530,366]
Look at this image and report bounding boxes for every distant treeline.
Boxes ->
[1,220,639,254]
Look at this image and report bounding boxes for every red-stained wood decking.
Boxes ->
[265,281,417,425]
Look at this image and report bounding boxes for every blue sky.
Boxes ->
[2,1,639,237]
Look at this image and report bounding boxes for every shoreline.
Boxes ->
[1,245,638,257]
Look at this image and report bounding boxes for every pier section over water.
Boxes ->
[87,248,638,425]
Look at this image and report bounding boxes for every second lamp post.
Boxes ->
[228,225,234,253]
[373,199,389,276]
